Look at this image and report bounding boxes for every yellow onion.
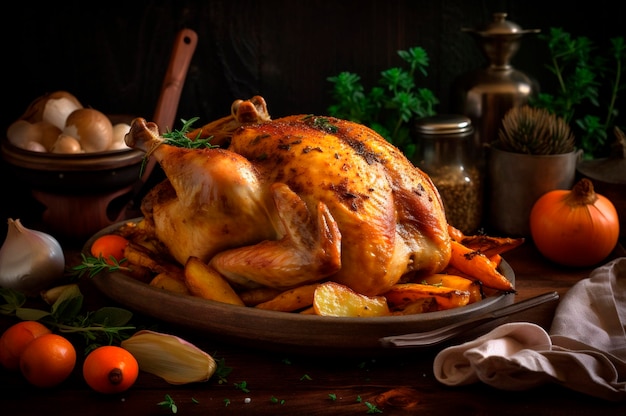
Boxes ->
[0,219,65,296]
[50,134,83,154]
[35,121,63,151]
[63,108,113,152]
[108,123,132,150]
[121,330,216,385]
[20,90,83,130]
[6,119,62,152]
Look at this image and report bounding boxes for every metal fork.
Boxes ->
[379,291,560,348]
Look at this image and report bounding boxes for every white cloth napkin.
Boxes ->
[433,257,626,401]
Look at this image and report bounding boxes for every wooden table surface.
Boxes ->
[1,240,625,416]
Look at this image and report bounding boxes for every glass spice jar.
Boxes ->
[412,115,483,235]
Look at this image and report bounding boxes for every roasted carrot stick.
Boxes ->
[448,240,515,292]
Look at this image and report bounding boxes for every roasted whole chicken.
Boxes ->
[125,96,451,296]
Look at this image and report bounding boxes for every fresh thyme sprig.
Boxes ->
[138,117,218,177]
[162,117,218,149]
[50,309,136,354]
[71,253,132,279]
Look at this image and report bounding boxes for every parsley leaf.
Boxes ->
[214,357,233,384]
[157,394,178,414]
[234,381,250,393]
[327,46,438,158]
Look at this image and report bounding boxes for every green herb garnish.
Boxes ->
[0,286,135,353]
[270,396,285,405]
[234,381,250,392]
[365,402,383,414]
[304,115,339,133]
[162,117,217,149]
[531,28,625,158]
[327,46,438,158]
[214,357,233,384]
[138,117,218,177]
[158,394,178,414]
[71,253,131,279]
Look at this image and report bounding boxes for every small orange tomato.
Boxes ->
[0,321,52,371]
[20,333,76,388]
[90,234,129,264]
[83,345,139,394]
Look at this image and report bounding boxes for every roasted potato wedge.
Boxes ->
[239,287,283,306]
[255,284,319,312]
[150,272,190,295]
[184,257,245,306]
[313,282,390,317]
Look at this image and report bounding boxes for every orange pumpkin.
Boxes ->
[530,178,619,267]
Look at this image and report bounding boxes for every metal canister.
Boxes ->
[412,115,482,234]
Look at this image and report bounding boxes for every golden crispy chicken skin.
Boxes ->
[125,97,451,296]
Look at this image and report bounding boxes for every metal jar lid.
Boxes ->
[414,114,474,136]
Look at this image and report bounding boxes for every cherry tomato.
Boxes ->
[90,234,129,264]
[83,345,139,394]
[0,321,52,370]
[19,333,76,388]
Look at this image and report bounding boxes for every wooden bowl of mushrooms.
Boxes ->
[1,90,145,241]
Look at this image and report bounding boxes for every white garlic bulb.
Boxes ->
[0,219,65,297]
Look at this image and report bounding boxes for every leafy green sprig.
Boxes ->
[138,117,218,177]
[532,28,625,158]
[162,117,218,149]
[0,286,135,353]
[158,394,178,414]
[214,357,233,384]
[327,46,439,158]
[71,254,132,279]
[234,380,250,393]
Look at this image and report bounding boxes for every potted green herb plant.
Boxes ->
[487,105,580,237]
[530,27,625,160]
[326,46,439,159]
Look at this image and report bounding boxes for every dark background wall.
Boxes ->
[3,0,624,130]
[1,0,624,239]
